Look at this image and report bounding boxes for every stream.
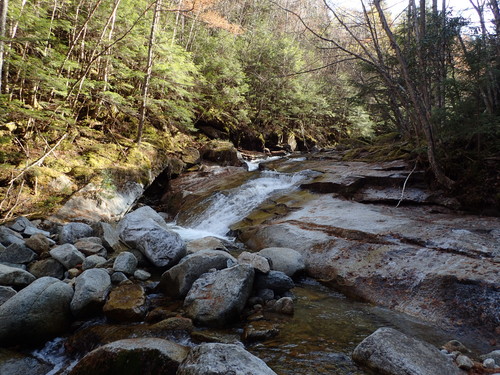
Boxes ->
[12,157,494,374]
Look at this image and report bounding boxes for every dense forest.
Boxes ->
[0,0,499,220]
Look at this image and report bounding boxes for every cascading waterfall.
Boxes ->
[168,169,307,241]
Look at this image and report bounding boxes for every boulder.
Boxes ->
[74,238,106,257]
[160,249,235,298]
[71,268,111,318]
[0,226,25,247]
[0,263,36,287]
[254,270,294,295]
[177,343,277,375]
[59,222,94,244]
[69,338,189,375]
[184,265,254,327]
[0,286,16,305]
[257,247,305,277]
[118,206,186,268]
[82,255,108,271]
[49,244,86,269]
[200,140,245,167]
[103,282,146,322]
[28,258,65,279]
[0,277,74,345]
[0,243,37,264]
[237,251,270,274]
[25,233,55,254]
[113,252,138,275]
[352,327,463,375]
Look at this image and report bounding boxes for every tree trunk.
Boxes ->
[374,0,454,189]
[0,0,8,94]
[137,0,161,144]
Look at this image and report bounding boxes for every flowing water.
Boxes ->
[169,169,309,240]
[20,160,483,374]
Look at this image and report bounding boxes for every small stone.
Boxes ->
[82,255,108,270]
[67,268,82,278]
[456,354,474,370]
[237,251,270,274]
[442,340,470,354]
[243,321,280,342]
[111,272,129,284]
[484,358,496,369]
[133,269,151,281]
[113,252,138,275]
[272,297,294,315]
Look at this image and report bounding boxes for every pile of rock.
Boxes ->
[0,206,308,374]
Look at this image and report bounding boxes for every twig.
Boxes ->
[3,180,25,222]
[396,162,417,208]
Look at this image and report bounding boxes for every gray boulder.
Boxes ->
[118,206,186,268]
[352,327,463,375]
[0,243,37,264]
[177,343,277,375]
[0,226,25,247]
[113,251,137,275]
[69,338,189,375]
[82,255,108,271]
[50,244,86,269]
[258,247,305,277]
[0,277,74,345]
[0,286,16,305]
[0,263,36,287]
[71,268,111,318]
[160,249,235,298]
[28,258,65,279]
[254,270,294,294]
[60,222,94,244]
[184,265,254,327]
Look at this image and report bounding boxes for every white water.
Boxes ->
[169,170,307,241]
[32,337,80,375]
